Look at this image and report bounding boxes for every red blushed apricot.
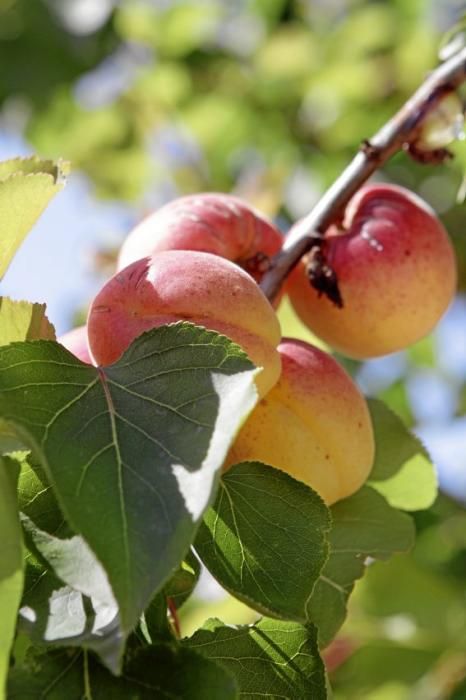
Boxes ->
[117,193,283,283]
[58,326,93,364]
[87,250,282,398]
[225,338,375,505]
[287,184,457,358]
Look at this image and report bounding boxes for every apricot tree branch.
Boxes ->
[260,46,466,303]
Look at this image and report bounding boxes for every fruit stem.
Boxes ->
[167,596,181,638]
[260,47,466,303]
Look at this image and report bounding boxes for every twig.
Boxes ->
[260,46,466,303]
[167,596,181,638]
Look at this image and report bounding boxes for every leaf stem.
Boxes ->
[167,596,181,638]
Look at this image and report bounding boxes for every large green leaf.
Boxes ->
[185,617,327,699]
[0,157,68,279]
[330,641,441,697]
[368,399,437,511]
[18,514,122,674]
[306,486,415,647]
[0,323,258,633]
[0,298,56,347]
[0,458,23,700]
[8,644,238,698]
[195,462,331,622]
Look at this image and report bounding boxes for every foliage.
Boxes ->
[0,1,466,698]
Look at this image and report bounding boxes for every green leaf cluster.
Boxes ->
[0,294,436,696]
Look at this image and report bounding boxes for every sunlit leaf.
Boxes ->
[0,157,68,278]
[186,617,327,698]
[0,323,258,634]
[368,399,437,511]
[0,298,55,347]
[195,462,331,622]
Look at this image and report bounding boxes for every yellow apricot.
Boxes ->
[226,338,375,505]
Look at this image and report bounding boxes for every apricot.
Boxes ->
[117,193,283,283]
[287,184,457,358]
[58,325,92,364]
[225,338,375,505]
[87,250,282,398]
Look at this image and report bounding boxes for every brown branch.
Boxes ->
[260,46,466,303]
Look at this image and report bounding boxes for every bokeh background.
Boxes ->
[1,1,466,697]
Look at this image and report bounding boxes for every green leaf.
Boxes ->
[0,157,69,279]
[368,399,437,511]
[141,593,172,643]
[195,462,331,622]
[360,552,466,639]
[0,296,55,454]
[16,453,64,535]
[164,549,201,609]
[0,422,25,455]
[331,640,441,695]
[0,323,258,634]
[0,458,24,700]
[306,486,415,647]
[0,298,56,347]
[185,617,327,699]
[18,514,123,674]
[8,644,239,698]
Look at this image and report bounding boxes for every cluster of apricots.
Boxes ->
[60,185,456,505]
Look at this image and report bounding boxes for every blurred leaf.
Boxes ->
[116,3,221,57]
[0,0,118,105]
[186,617,327,699]
[0,458,23,699]
[368,399,437,511]
[377,380,414,428]
[255,24,317,83]
[331,641,441,697]
[360,552,466,639]
[8,644,238,697]
[0,157,68,278]
[0,298,55,347]
[195,462,331,622]
[277,296,328,349]
[0,324,258,634]
[439,17,466,61]
[407,335,436,367]
[306,487,415,646]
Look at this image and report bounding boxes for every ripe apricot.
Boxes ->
[287,184,457,358]
[87,250,282,398]
[117,193,283,283]
[226,338,375,505]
